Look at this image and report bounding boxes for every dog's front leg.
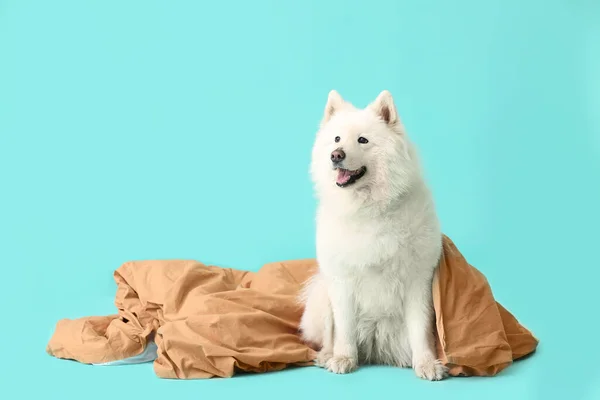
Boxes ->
[326,278,358,374]
[406,276,447,381]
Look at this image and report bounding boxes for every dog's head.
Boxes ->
[310,90,420,205]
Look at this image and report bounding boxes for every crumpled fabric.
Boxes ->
[46,235,538,378]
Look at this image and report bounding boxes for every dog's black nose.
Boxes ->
[331,149,346,162]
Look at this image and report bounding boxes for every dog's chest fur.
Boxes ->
[316,194,440,319]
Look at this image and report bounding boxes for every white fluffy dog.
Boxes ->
[299,90,446,381]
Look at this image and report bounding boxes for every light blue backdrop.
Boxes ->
[1,1,599,399]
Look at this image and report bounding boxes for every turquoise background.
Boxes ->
[1,0,599,399]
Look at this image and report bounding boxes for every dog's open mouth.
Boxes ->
[336,166,367,187]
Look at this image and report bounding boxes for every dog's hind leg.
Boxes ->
[405,277,447,381]
[298,272,333,367]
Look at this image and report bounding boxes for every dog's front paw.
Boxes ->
[413,357,448,381]
[326,355,358,374]
[315,350,333,368]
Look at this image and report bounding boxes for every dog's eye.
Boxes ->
[334,136,340,143]
[358,137,369,144]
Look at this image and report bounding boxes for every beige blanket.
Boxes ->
[46,235,538,378]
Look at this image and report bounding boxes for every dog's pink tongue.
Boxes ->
[337,169,352,185]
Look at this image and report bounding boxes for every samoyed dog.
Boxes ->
[299,90,446,381]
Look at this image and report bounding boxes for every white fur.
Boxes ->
[299,90,447,380]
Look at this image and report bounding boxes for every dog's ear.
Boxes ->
[322,90,346,125]
[369,90,399,126]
